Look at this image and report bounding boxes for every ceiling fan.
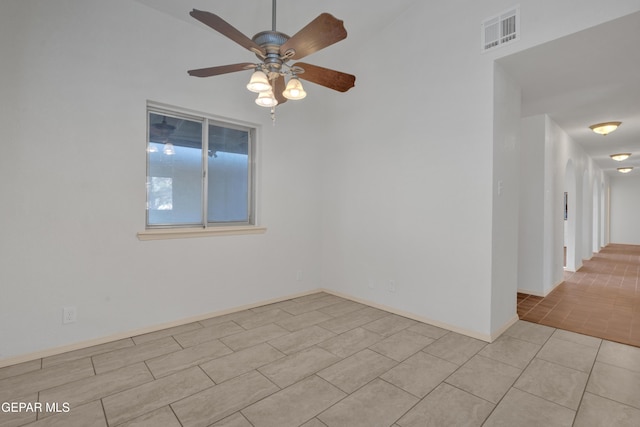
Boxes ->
[187,0,356,113]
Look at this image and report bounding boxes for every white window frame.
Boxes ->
[138,102,265,240]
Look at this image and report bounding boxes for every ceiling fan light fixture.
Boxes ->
[246,70,271,93]
[255,90,278,108]
[163,142,175,156]
[617,167,633,174]
[610,153,631,162]
[589,121,621,135]
[283,77,307,100]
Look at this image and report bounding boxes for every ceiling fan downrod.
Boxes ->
[272,0,277,32]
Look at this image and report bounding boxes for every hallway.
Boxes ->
[518,244,640,347]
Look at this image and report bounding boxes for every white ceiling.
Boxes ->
[498,11,640,176]
[135,1,640,176]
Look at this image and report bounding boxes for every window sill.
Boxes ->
[137,226,267,241]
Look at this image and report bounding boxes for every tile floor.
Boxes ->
[2,292,640,426]
[519,243,640,347]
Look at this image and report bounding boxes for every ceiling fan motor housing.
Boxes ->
[252,31,291,75]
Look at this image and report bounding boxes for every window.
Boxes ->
[146,105,256,229]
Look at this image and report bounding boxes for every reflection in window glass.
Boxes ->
[146,108,254,228]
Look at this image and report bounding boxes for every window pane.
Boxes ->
[147,113,203,226]
[207,124,249,223]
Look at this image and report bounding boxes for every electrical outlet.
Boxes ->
[296,270,303,281]
[63,307,77,324]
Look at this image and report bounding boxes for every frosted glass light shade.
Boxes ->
[283,77,307,100]
[246,71,271,93]
[617,167,633,173]
[610,153,631,161]
[255,90,278,107]
[163,142,175,155]
[589,121,621,135]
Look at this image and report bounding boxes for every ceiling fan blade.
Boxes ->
[188,63,255,78]
[294,62,356,92]
[272,75,288,105]
[280,13,347,60]
[190,9,266,57]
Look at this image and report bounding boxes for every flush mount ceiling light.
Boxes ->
[186,0,355,122]
[610,153,631,162]
[589,121,621,135]
[617,167,633,173]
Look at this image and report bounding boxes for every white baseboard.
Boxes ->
[1,287,518,368]
[0,289,320,369]
[319,289,500,342]
[518,278,564,298]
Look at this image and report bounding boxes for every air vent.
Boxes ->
[482,6,519,52]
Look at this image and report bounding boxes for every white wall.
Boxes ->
[518,116,546,294]
[517,114,606,296]
[0,0,326,361]
[491,63,521,331]
[319,0,640,338]
[610,175,640,244]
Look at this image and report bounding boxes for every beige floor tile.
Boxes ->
[42,339,134,368]
[267,326,335,354]
[445,355,521,404]
[477,335,541,369]
[0,359,41,381]
[172,370,278,427]
[406,323,449,339]
[24,401,106,427]
[276,311,333,332]
[397,383,494,427]
[210,412,253,427]
[362,314,417,337]
[132,322,203,344]
[317,349,397,394]
[483,388,575,427]
[102,366,213,426]
[514,358,588,410]
[319,307,389,334]
[198,311,250,328]
[258,347,340,388]
[596,340,640,372]
[381,352,458,398]
[241,375,346,427]
[282,295,345,316]
[291,292,332,303]
[423,332,487,365]
[318,300,366,317]
[318,378,418,427]
[38,363,153,416]
[0,358,94,402]
[0,393,38,427]
[317,327,382,358]
[574,392,640,427]
[550,329,602,349]
[92,336,181,374]
[146,339,233,378]
[503,320,555,345]
[199,343,285,383]
[220,324,289,351]
[118,406,181,427]
[300,419,328,427]
[586,362,640,409]
[231,308,294,330]
[370,330,434,362]
[536,337,598,373]
[173,321,244,348]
